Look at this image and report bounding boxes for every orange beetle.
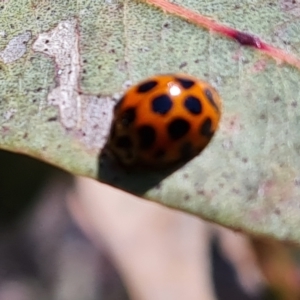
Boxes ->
[107,74,222,168]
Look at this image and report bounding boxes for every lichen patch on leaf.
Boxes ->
[32,19,81,129]
[0,31,31,64]
[32,19,115,151]
[76,95,115,149]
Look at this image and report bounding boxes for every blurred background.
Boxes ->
[0,149,300,300]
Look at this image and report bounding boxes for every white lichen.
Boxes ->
[0,31,31,63]
[32,19,115,150]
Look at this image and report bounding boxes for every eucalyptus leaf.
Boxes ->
[1,0,300,243]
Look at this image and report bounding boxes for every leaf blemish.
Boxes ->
[32,19,115,150]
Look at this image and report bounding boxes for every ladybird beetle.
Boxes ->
[107,74,222,168]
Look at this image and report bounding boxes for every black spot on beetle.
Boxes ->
[168,118,190,140]
[205,88,219,112]
[152,94,173,114]
[184,96,202,114]
[115,136,133,149]
[175,77,195,89]
[138,125,156,149]
[200,117,213,137]
[137,80,158,93]
[121,107,136,126]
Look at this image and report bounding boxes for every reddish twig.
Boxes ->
[143,0,300,69]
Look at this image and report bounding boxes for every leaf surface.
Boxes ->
[1,0,300,243]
